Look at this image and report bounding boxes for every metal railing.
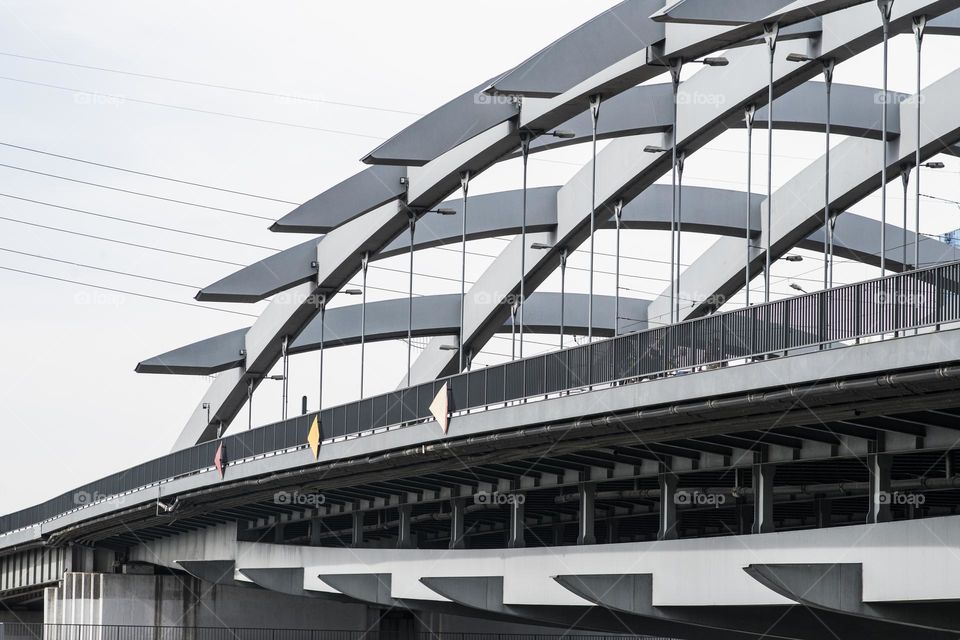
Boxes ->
[0,624,670,640]
[2,260,959,536]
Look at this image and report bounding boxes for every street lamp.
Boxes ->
[317,289,361,413]
[783,255,803,263]
[359,252,370,398]
[878,0,894,275]
[914,15,929,273]
[458,171,470,373]
[762,23,779,302]
[644,144,684,321]
[516,126,575,360]
[613,200,624,336]
[915,161,945,269]
[531,242,565,348]
[790,282,808,294]
[744,105,756,306]
[787,53,835,289]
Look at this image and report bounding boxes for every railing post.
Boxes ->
[935,266,942,329]
[855,284,863,343]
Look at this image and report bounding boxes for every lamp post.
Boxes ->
[515,125,574,359]
[459,171,471,372]
[879,0,894,275]
[762,23,779,302]
[676,152,686,319]
[744,105,756,306]
[359,251,369,398]
[669,60,682,323]
[588,94,602,342]
[787,53,835,289]
[281,335,289,420]
[531,242,563,347]
[317,289,361,413]
[404,206,454,386]
[914,15,927,272]
[614,200,624,336]
[902,165,912,269]
[665,55,727,321]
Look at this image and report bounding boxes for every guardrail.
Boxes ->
[0,624,670,640]
[2,260,958,536]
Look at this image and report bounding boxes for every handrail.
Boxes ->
[2,260,958,536]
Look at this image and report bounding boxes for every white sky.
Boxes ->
[1,1,960,514]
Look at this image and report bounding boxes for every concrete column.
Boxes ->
[449,498,466,549]
[397,504,413,549]
[577,482,596,545]
[273,522,285,544]
[868,437,893,524]
[351,511,364,548]
[658,469,679,541]
[507,494,526,548]
[752,453,776,534]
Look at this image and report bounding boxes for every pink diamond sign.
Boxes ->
[430,382,451,435]
[214,443,226,479]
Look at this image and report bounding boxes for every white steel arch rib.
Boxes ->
[171,0,960,449]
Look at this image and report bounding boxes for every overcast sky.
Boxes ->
[2,1,960,514]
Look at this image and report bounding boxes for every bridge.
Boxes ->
[5,1,960,639]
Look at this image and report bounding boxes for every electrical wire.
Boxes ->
[0,192,283,251]
[0,51,425,117]
[0,247,200,288]
[0,141,300,205]
[0,264,259,318]
[0,214,246,266]
[0,161,275,221]
[0,75,390,141]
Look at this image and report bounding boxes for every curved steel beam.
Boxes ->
[648,62,960,323]
[271,165,407,234]
[137,293,649,376]
[265,80,904,243]
[239,568,357,603]
[411,0,960,384]
[178,0,954,447]
[745,564,960,633]
[554,573,912,639]
[420,576,758,640]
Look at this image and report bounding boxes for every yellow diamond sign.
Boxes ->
[307,416,321,459]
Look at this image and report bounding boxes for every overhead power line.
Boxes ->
[0,161,275,221]
[0,214,246,266]
[0,141,300,205]
[0,247,200,289]
[0,51,425,117]
[0,265,259,318]
[0,75,389,141]
[0,192,283,251]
